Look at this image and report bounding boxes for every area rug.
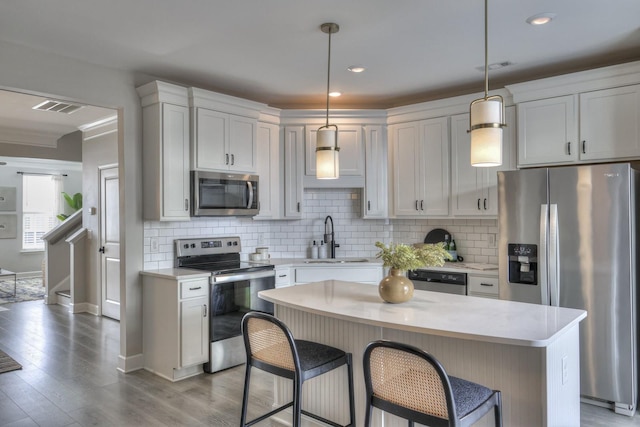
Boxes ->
[0,349,22,374]
[0,277,44,305]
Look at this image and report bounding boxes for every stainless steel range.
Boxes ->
[175,236,275,373]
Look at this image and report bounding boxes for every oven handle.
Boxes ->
[212,269,275,284]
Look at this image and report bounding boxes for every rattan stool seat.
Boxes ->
[240,312,355,427]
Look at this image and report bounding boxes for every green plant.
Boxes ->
[375,241,451,271]
[56,192,82,221]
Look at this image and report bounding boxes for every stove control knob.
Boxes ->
[227,242,232,246]
[233,241,238,246]
[183,244,189,249]
[191,244,196,248]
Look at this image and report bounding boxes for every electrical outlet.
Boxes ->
[562,356,569,385]
[150,237,159,253]
[257,233,265,246]
[488,233,497,248]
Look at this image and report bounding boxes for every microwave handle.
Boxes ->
[246,181,254,209]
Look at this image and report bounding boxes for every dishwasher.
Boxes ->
[407,269,467,295]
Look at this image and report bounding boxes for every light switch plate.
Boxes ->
[150,237,159,253]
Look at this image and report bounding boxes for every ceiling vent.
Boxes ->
[476,61,514,72]
[32,100,84,114]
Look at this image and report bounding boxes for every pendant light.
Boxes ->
[469,0,505,167]
[316,23,340,179]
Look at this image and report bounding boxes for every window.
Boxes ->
[22,175,61,251]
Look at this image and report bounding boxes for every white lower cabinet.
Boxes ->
[467,274,499,299]
[294,265,383,285]
[142,276,209,381]
[275,266,293,288]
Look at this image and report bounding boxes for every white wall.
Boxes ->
[82,123,118,306]
[0,39,145,371]
[143,187,498,268]
[0,157,82,274]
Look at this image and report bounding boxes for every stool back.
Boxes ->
[242,312,297,373]
[364,340,457,423]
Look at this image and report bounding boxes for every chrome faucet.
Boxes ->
[324,215,340,258]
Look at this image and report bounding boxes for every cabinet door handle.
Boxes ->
[297,202,301,212]
[480,283,494,287]
[477,198,481,210]
[567,142,571,156]
[225,153,229,165]
[582,140,586,154]
[368,201,371,211]
[484,198,487,210]
[203,304,207,317]
[420,200,424,211]
[278,274,287,278]
[185,198,189,211]
[231,154,235,165]
[415,200,419,211]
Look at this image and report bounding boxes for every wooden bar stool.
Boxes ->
[363,340,502,427]
[240,311,355,427]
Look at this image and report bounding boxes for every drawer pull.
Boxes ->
[480,283,494,287]
[278,274,287,278]
[189,286,202,291]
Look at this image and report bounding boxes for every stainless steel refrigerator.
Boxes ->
[498,162,638,416]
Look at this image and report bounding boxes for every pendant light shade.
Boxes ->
[316,23,340,179]
[469,0,505,167]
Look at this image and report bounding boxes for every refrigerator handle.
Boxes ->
[549,204,560,307]
[540,204,550,305]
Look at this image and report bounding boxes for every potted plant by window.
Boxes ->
[56,192,82,221]
[375,241,451,303]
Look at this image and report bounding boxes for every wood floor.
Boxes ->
[0,300,638,427]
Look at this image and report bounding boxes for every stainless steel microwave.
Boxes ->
[191,171,259,216]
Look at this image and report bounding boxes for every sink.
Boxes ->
[303,258,370,264]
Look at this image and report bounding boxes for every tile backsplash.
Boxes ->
[143,189,498,270]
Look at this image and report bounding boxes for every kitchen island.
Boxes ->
[259,280,586,427]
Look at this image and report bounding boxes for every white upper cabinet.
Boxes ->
[189,88,261,173]
[451,106,515,216]
[517,95,578,167]
[303,124,365,188]
[391,117,449,217]
[284,126,304,218]
[579,85,640,161]
[508,62,640,167]
[137,81,191,221]
[363,125,388,218]
[191,108,257,173]
[304,125,364,176]
[254,122,282,220]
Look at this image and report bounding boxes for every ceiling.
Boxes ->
[0,0,639,113]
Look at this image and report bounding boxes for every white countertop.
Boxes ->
[140,268,210,280]
[259,280,586,348]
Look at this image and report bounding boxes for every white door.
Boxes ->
[100,165,120,320]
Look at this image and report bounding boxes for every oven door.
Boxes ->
[205,269,275,373]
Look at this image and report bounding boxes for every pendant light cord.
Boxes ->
[484,0,489,99]
[325,28,332,127]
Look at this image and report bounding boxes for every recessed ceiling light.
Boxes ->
[329,91,341,97]
[526,13,556,25]
[347,66,365,73]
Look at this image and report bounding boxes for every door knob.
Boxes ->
[98,246,105,253]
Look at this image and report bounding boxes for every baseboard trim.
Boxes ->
[69,302,99,315]
[118,353,144,373]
